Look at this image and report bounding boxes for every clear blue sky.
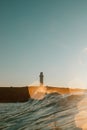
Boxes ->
[0,0,87,88]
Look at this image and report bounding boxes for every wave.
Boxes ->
[0,92,86,130]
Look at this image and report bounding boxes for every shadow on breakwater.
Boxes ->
[0,87,30,102]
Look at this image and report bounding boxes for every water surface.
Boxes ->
[0,93,86,130]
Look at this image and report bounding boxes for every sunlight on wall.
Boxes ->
[29,85,47,100]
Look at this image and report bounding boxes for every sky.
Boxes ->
[0,0,87,88]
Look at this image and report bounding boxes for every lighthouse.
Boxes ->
[39,72,44,86]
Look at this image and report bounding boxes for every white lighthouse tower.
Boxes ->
[39,72,44,86]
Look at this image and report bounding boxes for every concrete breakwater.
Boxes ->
[0,87,30,102]
[0,86,86,102]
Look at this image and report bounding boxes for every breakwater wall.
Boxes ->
[0,86,86,102]
[0,87,30,102]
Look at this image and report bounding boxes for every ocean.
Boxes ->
[0,92,87,130]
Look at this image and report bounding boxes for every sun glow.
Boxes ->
[75,94,87,130]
